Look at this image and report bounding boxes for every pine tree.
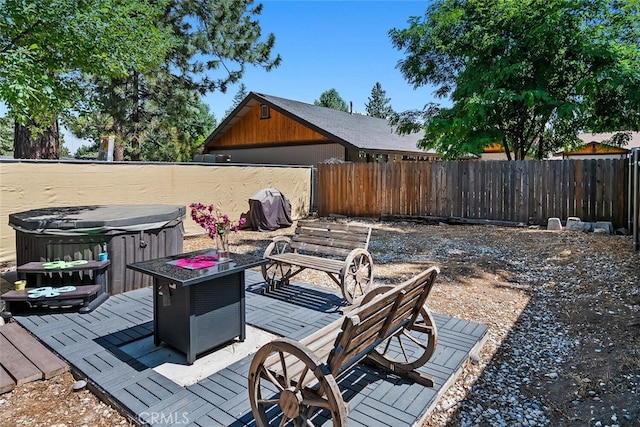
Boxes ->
[365,82,394,119]
[224,84,249,118]
[88,0,281,161]
[314,89,348,112]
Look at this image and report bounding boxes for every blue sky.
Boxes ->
[206,0,441,120]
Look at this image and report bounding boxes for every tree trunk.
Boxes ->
[114,140,124,161]
[13,119,60,159]
[131,71,140,161]
[112,122,125,161]
[537,135,545,160]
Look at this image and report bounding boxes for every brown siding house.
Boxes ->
[201,92,438,166]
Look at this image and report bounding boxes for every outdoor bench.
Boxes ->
[248,266,440,426]
[261,220,374,303]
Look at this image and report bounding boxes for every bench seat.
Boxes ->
[261,220,374,303]
[267,253,344,274]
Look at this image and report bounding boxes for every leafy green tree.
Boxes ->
[314,89,349,112]
[365,82,394,119]
[389,0,640,160]
[224,83,249,118]
[74,143,99,159]
[68,76,217,161]
[71,0,281,161]
[0,0,174,159]
[0,115,13,155]
[140,96,216,162]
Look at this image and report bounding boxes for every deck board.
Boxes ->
[0,334,43,385]
[0,365,16,394]
[0,323,67,380]
[11,270,489,426]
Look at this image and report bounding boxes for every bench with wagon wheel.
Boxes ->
[261,220,374,304]
[248,266,440,426]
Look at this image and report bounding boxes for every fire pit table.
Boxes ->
[127,249,267,364]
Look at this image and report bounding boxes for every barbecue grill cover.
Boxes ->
[247,188,292,231]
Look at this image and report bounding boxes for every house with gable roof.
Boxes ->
[199,92,438,165]
[553,132,640,159]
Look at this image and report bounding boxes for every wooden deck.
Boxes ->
[0,322,69,393]
[10,270,488,426]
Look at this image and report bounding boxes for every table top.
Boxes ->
[127,249,267,287]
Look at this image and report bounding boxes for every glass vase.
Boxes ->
[216,231,230,261]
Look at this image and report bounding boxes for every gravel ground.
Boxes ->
[1,218,638,426]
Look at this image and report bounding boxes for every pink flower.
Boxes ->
[189,202,244,239]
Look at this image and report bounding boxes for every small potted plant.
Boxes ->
[189,202,245,261]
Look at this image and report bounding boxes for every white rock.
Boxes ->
[72,379,87,392]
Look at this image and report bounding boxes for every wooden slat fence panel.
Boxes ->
[317,159,629,227]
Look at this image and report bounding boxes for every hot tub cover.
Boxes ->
[9,205,185,235]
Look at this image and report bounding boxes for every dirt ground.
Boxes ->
[0,219,638,426]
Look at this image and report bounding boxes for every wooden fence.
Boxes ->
[317,159,629,227]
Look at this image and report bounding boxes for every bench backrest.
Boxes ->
[326,267,439,377]
[290,220,372,259]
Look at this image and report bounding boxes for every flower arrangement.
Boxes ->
[189,202,245,259]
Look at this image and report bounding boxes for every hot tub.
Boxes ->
[9,205,185,295]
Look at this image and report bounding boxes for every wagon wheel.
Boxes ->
[366,285,438,370]
[340,249,374,304]
[248,338,347,427]
[262,237,293,289]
